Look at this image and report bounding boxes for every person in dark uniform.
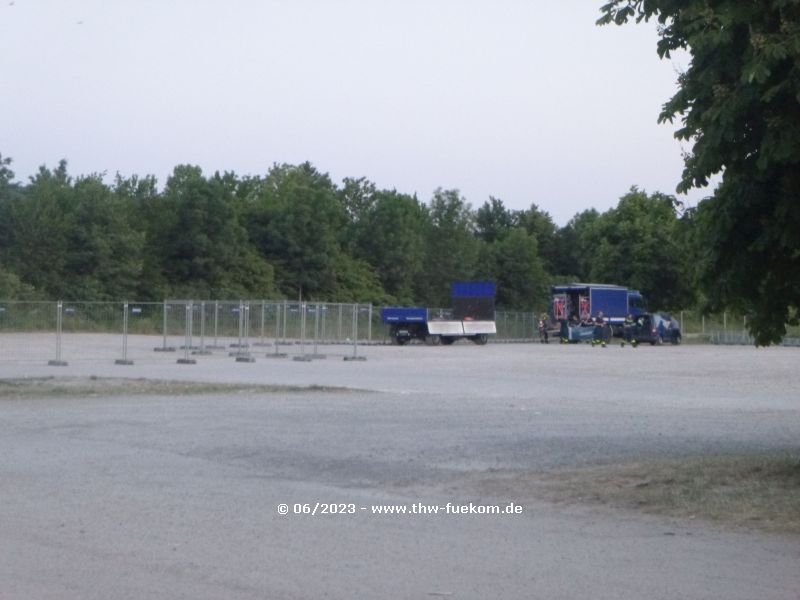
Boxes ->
[592,311,609,347]
[559,316,569,343]
[538,313,549,344]
[621,313,637,347]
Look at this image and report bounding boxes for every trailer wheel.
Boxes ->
[389,326,406,345]
[424,335,441,346]
[470,334,489,345]
[440,336,456,345]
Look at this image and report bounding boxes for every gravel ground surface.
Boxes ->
[1,341,799,599]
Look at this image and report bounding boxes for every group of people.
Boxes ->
[539,310,659,347]
[545,311,613,346]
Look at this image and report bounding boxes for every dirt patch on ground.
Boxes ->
[0,376,358,399]
[457,454,800,535]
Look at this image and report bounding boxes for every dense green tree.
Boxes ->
[150,165,274,298]
[112,174,161,298]
[0,266,35,299]
[331,254,390,304]
[112,173,159,209]
[0,153,14,190]
[61,175,144,299]
[599,0,800,344]
[587,188,694,309]
[248,163,343,299]
[418,189,480,307]
[552,208,600,281]
[0,157,36,300]
[2,162,72,296]
[474,198,514,291]
[353,190,428,304]
[0,154,23,294]
[518,203,559,273]
[0,162,145,299]
[338,176,379,261]
[475,197,518,243]
[339,176,377,227]
[479,227,549,309]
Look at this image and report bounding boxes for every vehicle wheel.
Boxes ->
[395,337,408,346]
[440,336,456,345]
[425,335,441,346]
[471,334,488,345]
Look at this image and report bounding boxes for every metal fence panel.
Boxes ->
[0,301,58,363]
[3,300,800,365]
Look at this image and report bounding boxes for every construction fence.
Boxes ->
[0,300,376,366]
[1,302,798,366]
[676,310,800,346]
[0,300,544,366]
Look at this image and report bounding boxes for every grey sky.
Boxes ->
[1,0,711,224]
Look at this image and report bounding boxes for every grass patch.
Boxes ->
[534,454,800,534]
[0,376,358,399]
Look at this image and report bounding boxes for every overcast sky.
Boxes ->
[0,0,713,224]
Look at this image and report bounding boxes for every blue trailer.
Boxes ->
[380,281,497,346]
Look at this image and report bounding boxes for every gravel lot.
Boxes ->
[1,341,798,599]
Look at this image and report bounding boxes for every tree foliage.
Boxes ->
[552,209,600,280]
[353,190,427,304]
[598,0,800,344]
[0,150,768,325]
[587,188,693,310]
[247,163,343,299]
[483,228,549,309]
[419,189,480,307]
[149,165,274,299]
[518,203,559,274]
[475,197,517,244]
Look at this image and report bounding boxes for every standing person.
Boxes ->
[621,313,637,347]
[559,315,570,343]
[592,311,608,347]
[538,313,549,344]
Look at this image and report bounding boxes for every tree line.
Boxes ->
[0,152,698,312]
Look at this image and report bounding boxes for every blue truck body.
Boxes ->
[589,287,630,320]
[550,283,646,327]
